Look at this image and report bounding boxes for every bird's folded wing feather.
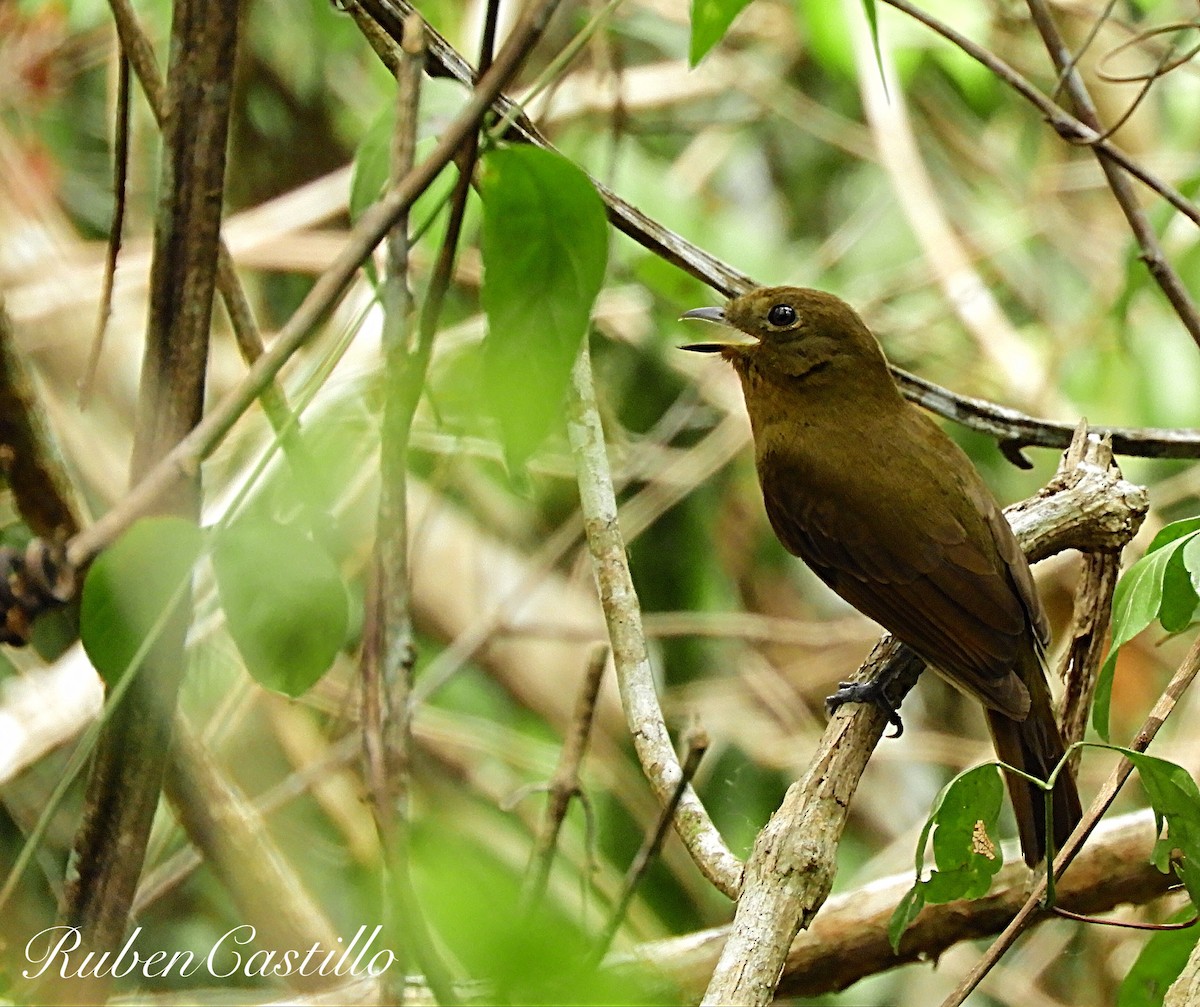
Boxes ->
[760,463,1037,721]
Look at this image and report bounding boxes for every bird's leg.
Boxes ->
[825,672,905,738]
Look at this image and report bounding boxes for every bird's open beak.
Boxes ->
[678,306,756,353]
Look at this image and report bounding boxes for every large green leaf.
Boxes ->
[479,146,608,471]
[689,0,754,66]
[1094,519,1200,739]
[213,518,349,697]
[80,517,204,686]
[1120,749,1200,908]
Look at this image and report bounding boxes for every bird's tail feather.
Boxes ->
[985,700,1082,868]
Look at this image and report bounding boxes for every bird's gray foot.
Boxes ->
[825,678,904,738]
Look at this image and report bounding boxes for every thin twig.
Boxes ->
[362,2,423,861]
[520,644,610,914]
[894,367,1200,466]
[567,339,743,898]
[1022,0,1200,349]
[941,635,1200,1007]
[360,14,425,1003]
[879,0,1200,231]
[594,725,709,962]
[80,46,130,409]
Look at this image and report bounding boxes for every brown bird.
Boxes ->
[681,286,1082,866]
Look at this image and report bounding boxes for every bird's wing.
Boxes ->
[759,453,1037,720]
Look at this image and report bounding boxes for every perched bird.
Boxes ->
[681,286,1082,866]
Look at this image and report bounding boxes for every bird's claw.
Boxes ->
[825,679,904,738]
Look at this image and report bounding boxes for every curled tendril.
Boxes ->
[1097,20,1200,84]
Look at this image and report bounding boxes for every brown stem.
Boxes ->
[79,47,130,409]
[611,810,1177,1001]
[57,0,240,997]
[594,726,709,961]
[520,644,610,913]
[1022,0,1200,348]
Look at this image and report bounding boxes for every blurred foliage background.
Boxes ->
[1,0,1199,1003]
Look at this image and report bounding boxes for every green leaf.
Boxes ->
[689,0,754,66]
[887,886,924,954]
[859,0,887,95]
[80,517,204,686]
[1119,749,1200,909]
[1160,541,1200,633]
[479,146,608,471]
[889,765,1006,948]
[1117,911,1198,1007]
[1094,522,1200,738]
[1092,652,1119,743]
[213,518,349,697]
[1111,541,1185,648]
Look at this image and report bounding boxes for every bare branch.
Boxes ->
[614,810,1175,1000]
[567,340,743,899]
[1055,429,1123,760]
[520,644,610,913]
[595,725,710,960]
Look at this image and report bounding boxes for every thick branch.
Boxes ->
[614,810,1174,1000]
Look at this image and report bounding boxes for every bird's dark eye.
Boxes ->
[767,304,797,327]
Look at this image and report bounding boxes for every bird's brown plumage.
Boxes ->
[682,286,1082,866]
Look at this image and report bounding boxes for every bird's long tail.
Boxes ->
[985,694,1083,867]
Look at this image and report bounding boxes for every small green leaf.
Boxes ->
[479,146,608,471]
[1147,516,1200,555]
[689,0,754,66]
[1111,542,1184,648]
[859,0,888,94]
[81,517,204,685]
[213,518,349,697]
[1160,545,1200,634]
[887,886,924,954]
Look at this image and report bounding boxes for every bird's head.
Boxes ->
[679,286,890,384]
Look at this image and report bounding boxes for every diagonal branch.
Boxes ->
[943,633,1200,1005]
[1021,0,1200,348]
